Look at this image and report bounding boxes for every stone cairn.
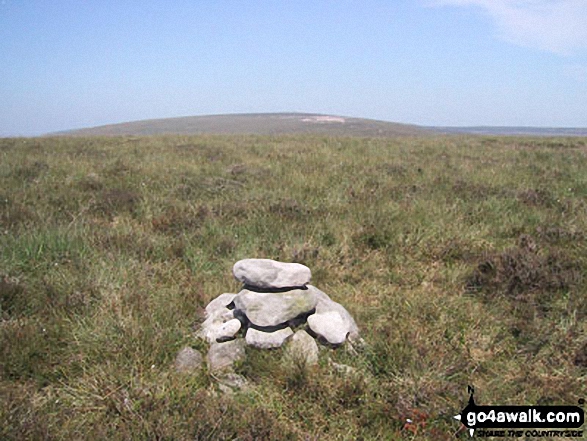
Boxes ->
[186,258,361,381]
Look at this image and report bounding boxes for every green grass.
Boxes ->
[1,134,586,440]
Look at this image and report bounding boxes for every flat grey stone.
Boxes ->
[233,288,318,327]
[174,346,203,373]
[233,259,311,289]
[245,327,293,349]
[205,293,237,318]
[307,310,349,345]
[207,338,246,372]
[285,329,319,366]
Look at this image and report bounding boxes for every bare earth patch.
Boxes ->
[300,115,346,123]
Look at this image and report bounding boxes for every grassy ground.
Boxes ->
[1,134,586,440]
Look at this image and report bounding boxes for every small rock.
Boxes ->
[207,338,246,372]
[174,346,203,373]
[197,308,236,343]
[233,259,311,289]
[234,288,317,327]
[310,285,360,342]
[215,318,242,342]
[205,293,237,318]
[245,327,294,349]
[307,311,349,345]
[217,372,249,395]
[198,316,225,342]
[330,361,357,376]
[285,329,319,366]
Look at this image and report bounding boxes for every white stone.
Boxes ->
[215,318,242,342]
[220,309,235,321]
[205,293,237,318]
[285,329,319,366]
[207,338,246,372]
[307,310,349,345]
[245,327,293,349]
[306,284,332,302]
[233,288,317,327]
[310,285,360,342]
[233,259,311,289]
[197,317,221,343]
[197,313,241,343]
[197,307,231,343]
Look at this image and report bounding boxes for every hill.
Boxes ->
[54,112,434,137]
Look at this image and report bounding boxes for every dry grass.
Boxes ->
[1,134,586,440]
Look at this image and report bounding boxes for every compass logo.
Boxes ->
[454,386,584,438]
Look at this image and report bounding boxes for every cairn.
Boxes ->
[196,259,360,373]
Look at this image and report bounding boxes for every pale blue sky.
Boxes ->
[1,0,586,136]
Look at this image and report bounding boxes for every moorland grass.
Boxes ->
[1,134,586,440]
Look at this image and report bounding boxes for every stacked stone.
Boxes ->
[196,259,360,373]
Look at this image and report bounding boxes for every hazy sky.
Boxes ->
[1,0,586,136]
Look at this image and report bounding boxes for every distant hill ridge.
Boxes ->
[54,113,433,137]
[432,126,587,137]
[53,113,587,138]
